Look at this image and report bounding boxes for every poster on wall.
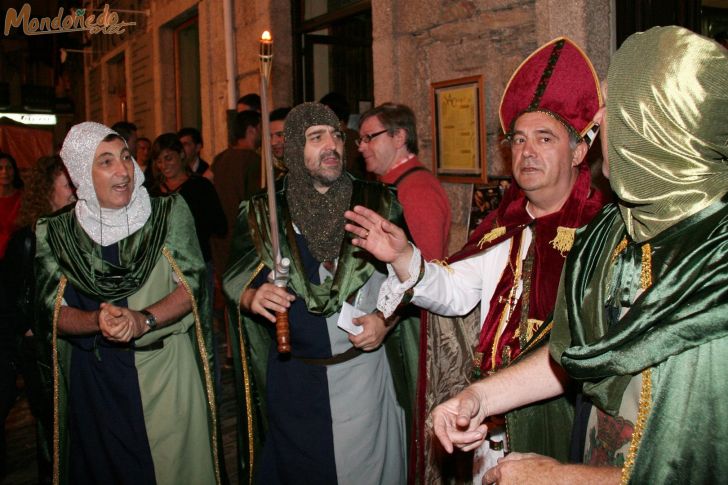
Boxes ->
[468,177,511,235]
[430,75,487,184]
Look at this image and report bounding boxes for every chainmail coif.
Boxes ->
[284,102,353,262]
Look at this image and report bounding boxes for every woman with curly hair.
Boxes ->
[0,155,74,483]
[15,155,75,228]
[0,152,24,259]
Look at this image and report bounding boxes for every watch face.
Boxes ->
[142,310,157,329]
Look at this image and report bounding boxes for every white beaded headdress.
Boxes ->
[60,121,151,246]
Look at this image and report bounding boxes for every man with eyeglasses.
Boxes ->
[223,102,419,484]
[358,103,451,260]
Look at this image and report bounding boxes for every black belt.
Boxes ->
[72,334,168,353]
[293,346,363,366]
[134,339,165,352]
[134,332,177,352]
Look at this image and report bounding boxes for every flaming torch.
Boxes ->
[259,30,291,353]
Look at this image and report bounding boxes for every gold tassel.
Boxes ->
[550,226,576,256]
[478,226,506,248]
[431,259,453,273]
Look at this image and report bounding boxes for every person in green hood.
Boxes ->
[352,26,728,484]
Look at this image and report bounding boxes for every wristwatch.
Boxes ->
[139,309,158,330]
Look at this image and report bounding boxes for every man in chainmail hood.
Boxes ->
[223,102,419,484]
[284,102,352,262]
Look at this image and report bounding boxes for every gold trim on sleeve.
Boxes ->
[611,236,629,262]
[52,276,66,485]
[162,247,222,485]
[620,243,653,484]
[640,243,652,289]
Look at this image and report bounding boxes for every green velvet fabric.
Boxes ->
[34,195,219,485]
[505,392,574,461]
[40,200,171,300]
[505,329,575,462]
[223,175,420,484]
[550,197,728,482]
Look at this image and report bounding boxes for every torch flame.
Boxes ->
[261,31,271,41]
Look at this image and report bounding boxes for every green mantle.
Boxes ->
[550,198,728,483]
[223,175,420,484]
[34,195,222,485]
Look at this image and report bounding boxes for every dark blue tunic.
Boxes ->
[64,244,156,485]
[255,233,338,485]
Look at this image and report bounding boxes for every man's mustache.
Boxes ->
[319,150,341,162]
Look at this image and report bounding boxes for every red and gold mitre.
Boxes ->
[499,37,601,139]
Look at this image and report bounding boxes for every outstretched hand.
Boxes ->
[344,205,411,264]
[431,388,489,453]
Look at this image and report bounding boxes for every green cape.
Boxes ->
[550,198,728,483]
[223,175,420,484]
[34,195,222,485]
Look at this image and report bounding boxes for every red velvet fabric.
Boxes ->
[452,162,606,372]
[409,164,607,484]
[499,37,601,137]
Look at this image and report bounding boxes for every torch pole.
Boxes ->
[259,31,291,353]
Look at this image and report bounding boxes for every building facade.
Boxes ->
[75,0,725,248]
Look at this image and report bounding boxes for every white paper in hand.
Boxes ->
[337,301,366,336]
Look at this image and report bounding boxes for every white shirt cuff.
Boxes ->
[376,244,422,318]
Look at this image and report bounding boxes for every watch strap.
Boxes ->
[139,309,158,329]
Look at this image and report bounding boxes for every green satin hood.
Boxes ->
[607,26,728,243]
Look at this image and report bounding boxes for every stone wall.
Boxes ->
[130,32,154,139]
[200,0,294,159]
[80,0,612,253]
[81,0,296,160]
[371,0,612,251]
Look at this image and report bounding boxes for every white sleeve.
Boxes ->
[415,231,531,319]
[411,251,494,316]
[377,245,423,318]
[376,236,520,319]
